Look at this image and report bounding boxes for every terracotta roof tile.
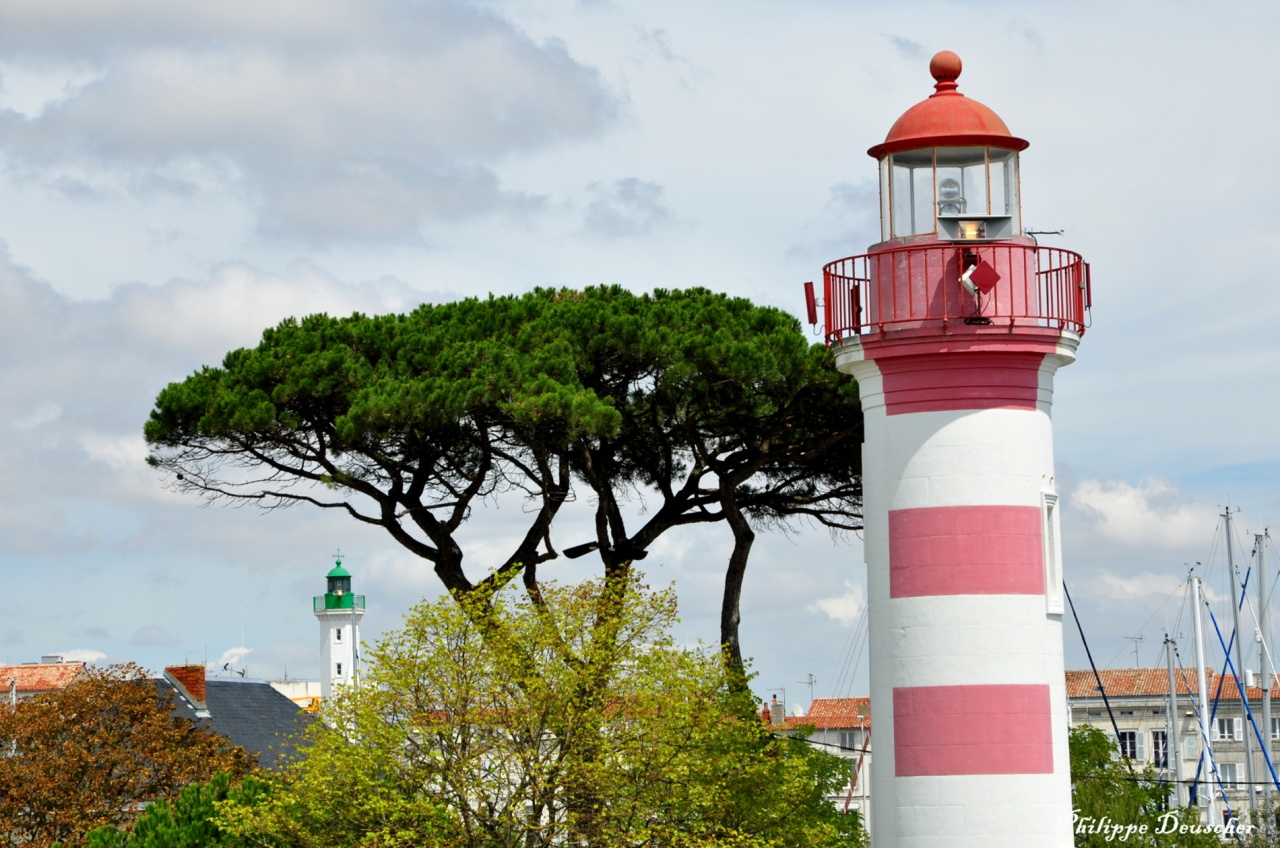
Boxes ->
[0,662,87,693]
[1063,668,1280,701]
[793,697,872,730]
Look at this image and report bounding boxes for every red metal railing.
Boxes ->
[821,243,1090,345]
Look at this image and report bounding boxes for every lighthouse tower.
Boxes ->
[313,557,365,701]
[816,53,1089,848]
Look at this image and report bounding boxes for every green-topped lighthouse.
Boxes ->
[313,554,365,700]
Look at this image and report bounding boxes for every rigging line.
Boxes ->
[1064,579,1135,778]
[827,602,869,699]
[1173,645,1235,814]
[1204,604,1280,792]
[825,602,861,697]
[1173,645,1214,806]
[826,627,855,698]
[843,614,870,699]
[1179,583,1238,811]
[1238,583,1278,690]
[1101,576,1190,670]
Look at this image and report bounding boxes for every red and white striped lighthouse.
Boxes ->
[815,52,1089,847]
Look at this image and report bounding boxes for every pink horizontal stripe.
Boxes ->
[874,351,1045,415]
[889,505,1044,598]
[894,684,1054,776]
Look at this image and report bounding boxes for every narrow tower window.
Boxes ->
[336,662,343,677]
[1042,493,1063,614]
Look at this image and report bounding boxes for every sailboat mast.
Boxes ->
[1226,509,1257,813]
[1194,574,1218,825]
[1260,532,1272,813]
[1166,635,1184,807]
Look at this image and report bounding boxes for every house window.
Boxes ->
[840,730,865,750]
[336,662,343,677]
[1219,762,1239,790]
[1117,730,1144,761]
[1153,730,1168,768]
[1215,716,1243,742]
[1272,716,1280,741]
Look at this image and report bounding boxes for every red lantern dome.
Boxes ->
[867,51,1028,159]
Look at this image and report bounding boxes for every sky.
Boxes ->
[2,0,1279,711]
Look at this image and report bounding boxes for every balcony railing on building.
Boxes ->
[820,242,1090,345]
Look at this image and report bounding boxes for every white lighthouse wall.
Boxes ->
[848,353,1073,848]
[317,609,363,701]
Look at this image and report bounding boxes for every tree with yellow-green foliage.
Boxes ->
[216,578,866,848]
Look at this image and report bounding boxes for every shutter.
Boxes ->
[1235,717,1243,742]
[1211,722,1219,742]
[1184,734,1197,761]
[1135,731,1146,761]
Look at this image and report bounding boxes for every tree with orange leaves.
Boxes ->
[0,663,252,848]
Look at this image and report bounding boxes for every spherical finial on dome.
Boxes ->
[930,51,962,82]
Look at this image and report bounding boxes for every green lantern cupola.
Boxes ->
[316,557,362,610]
[327,559,352,599]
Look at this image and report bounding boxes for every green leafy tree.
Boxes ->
[1070,724,1220,848]
[143,287,863,681]
[67,773,274,848]
[0,664,252,848]
[217,578,866,848]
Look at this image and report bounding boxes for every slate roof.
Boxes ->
[0,661,86,694]
[159,678,313,770]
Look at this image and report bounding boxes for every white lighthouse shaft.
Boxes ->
[317,607,363,701]
[838,337,1078,848]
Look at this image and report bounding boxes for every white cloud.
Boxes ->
[79,433,147,473]
[210,645,253,673]
[13,402,61,431]
[59,648,107,663]
[809,581,866,625]
[0,1,619,244]
[1094,571,1187,603]
[109,262,432,356]
[1069,478,1217,550]
[363,549,440,598]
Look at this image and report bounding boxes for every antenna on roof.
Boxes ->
[1125,635,1143,667]
[797,673,817,706]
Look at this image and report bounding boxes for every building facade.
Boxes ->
[1067,667,1280,824]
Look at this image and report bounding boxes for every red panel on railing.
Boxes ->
[821,243,1087,344]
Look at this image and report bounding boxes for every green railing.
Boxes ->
[314,594,366,612]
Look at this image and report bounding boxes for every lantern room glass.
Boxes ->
[880,146,1022,241]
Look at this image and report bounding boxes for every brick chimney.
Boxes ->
[164,665,207,710]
